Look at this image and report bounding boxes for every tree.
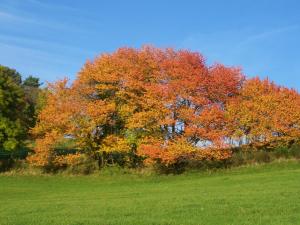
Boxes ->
[23,75,40,87]
[0,65,27,151]
[30,46,244,168]
[226,77,300,148]
[23,75,42,129]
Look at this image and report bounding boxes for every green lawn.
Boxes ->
[1,161,300,225]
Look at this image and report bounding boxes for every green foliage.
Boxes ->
[0,65,22,84]
[0,146,30,172]
[229,150,272,167]
[0,65,27,151]
[23,75,41,129]
[273,143,300,159]
[23,75,41,88]
[35,88,48,115]
[0,66,42,152]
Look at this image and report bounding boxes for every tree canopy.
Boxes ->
[28,46,300,168]
[0,65,27,151]
[0,66,41,152]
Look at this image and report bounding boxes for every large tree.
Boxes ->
[29,46,243,167]
[0,65,27,151]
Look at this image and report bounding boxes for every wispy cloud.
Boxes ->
[27,0,80,12]
[0,1,98,33]
[25,0,84,13]
[0,10,34,23]
[180,25,300,63]
[0,33,95,56]
[0,10,82,32]
[0,41,85,82]
[0,1,101,79]
[237,25,300,47]
[0,11,15,19]
[180,25,300,90]
[182,25,300,51]
[0,0,78,12]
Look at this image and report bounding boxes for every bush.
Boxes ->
[274,143,300,159]
[0,159,14,172]
[65,154,99,175]
[290,144,300,158]
[0,147,30,172]
[228,149,273,167]
[154,158,189,174]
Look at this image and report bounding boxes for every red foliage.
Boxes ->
[30,46,299,168]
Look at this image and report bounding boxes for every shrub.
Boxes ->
[274,143,300,159]
[0,159,14,172]
[64,154,98,175]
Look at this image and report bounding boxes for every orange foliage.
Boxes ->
[227,77,300,147]
[137,137,232,165]
[30,46,299,168]
[27,131,59,166]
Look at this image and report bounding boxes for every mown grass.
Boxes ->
[1,160,300,225]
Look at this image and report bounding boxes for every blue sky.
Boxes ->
[0,0,299,90]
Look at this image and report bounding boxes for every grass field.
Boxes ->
[1,161,300,225]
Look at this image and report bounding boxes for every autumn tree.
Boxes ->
[29,79,81,167]
[30,46,245,168]
[226,77,300,148]
[135,50,244,164]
